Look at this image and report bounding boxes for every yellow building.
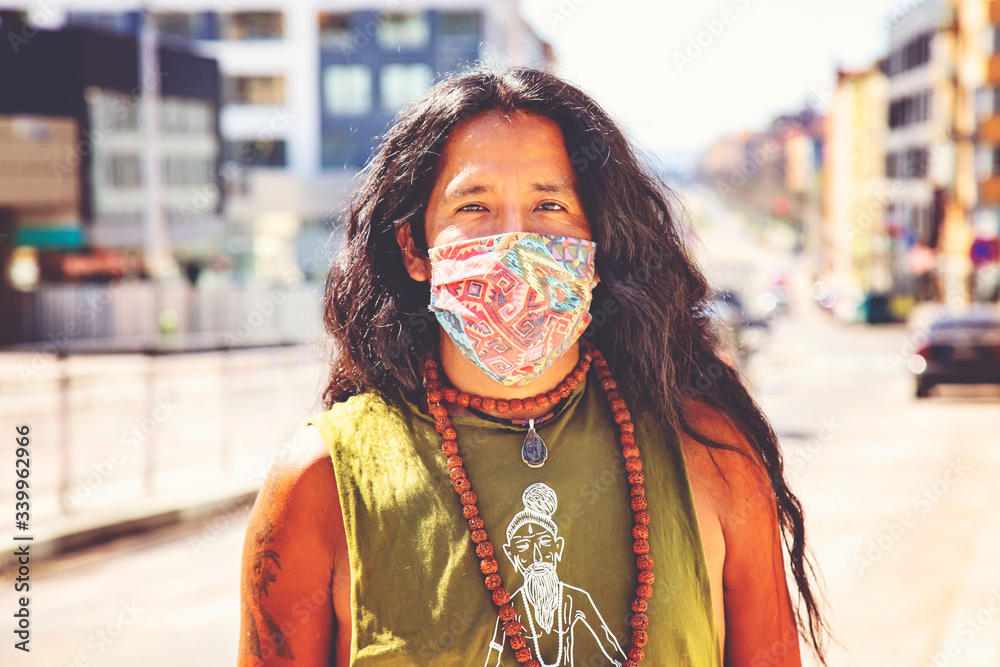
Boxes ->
[823,67,892,316]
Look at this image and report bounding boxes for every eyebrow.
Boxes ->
[443,180,575,201]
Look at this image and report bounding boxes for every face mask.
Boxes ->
[427,232,598,387]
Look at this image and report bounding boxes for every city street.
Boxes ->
[5,251,998,666]
[4,1,1000,666]
[760,280,1000,667]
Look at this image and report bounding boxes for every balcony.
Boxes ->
[979,176,1000,205]
[980,116,1000,143]
[988,55,1000,84]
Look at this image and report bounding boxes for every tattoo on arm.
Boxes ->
[244,510,295,659]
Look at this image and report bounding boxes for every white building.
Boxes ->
[883,0,955,302]
[14,0,551,281]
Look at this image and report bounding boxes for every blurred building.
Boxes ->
[823,67,891,318]
[0,12,221,343]
[880,0,957,306]
[695,107,825,253]
[54,0,553,283]
[969,0,1000,300]
[877,0,1000,307]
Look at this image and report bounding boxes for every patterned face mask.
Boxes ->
[427,232,598,387]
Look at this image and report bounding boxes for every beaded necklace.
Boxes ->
[431,352,589,468]
[421,340,653,666]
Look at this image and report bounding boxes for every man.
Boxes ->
[484,482,627,666]
[239,66,824,666]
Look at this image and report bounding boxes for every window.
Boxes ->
[322,129,354,168]
[104,154,142,188]
[907,147,928,178]
[319,13,353,47]
[885,31,933,77]
[377,12,429,49]
[886,147,928,178]
[886,152,898,179]
[380,63,432,112]
[323,65,372,115]
[888,90,931,128]
[976,87,1000,119]
[87,89,140,132]
[163,156,213,187]
[221,12,283,40]
[976,145,996,178]
[160,98,213,133]
[438,11,479,37]
[223,76,285,105]
[224,140,287,167]
[66,11,133,35]
[154,13,200,39]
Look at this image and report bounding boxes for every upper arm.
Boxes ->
[238,424,345,666]
[682,401,801,667]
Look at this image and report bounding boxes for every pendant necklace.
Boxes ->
[434,351,591,468]
[520,418,546,468]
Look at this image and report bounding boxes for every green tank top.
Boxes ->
[306,368,721,666]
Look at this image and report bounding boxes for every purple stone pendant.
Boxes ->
[521,418,547,468]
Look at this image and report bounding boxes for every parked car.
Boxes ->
[910,310,1000,397]
[859,292,897,324]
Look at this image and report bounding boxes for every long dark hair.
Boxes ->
[321,64,826,660]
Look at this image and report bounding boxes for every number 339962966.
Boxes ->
[15,425,30,523]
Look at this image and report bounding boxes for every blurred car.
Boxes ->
[859,292,897,324]
[705,288,770,371]
[909,310,1000,398]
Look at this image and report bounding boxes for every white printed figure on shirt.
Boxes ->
[483,482,627,667]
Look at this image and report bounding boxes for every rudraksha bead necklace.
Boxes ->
[429,349,590,468]
[421,340,653,666]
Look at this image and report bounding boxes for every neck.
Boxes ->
[438,332,581,421]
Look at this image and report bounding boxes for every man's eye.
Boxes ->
[537,202,566,212]
[539,537,552,546]
[458,203,486,212]
[515,542,530,552]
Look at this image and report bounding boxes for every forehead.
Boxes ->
[513,522,554,539]
[432,111,576,186]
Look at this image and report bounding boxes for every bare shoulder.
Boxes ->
[679,397,801,665]
[238,424,345,664]
[678,398,777,534]
[250,423,343,549]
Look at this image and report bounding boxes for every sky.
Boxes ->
[520,0,908,165]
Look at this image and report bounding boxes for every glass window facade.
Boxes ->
[377,12,429,49]
[380,63,432,112]
[323,65,373,115]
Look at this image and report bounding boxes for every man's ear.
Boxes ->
[395,222,430,282]
[503,543,517,569]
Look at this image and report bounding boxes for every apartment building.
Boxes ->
[970,0,1000,299]
[823,67,892,315]
[881,0,957,305]
[0,15,221,279]
[45,0,552,282]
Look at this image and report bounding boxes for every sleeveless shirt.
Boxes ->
[306,368,721,666]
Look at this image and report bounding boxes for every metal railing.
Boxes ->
[0,334,328,523]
